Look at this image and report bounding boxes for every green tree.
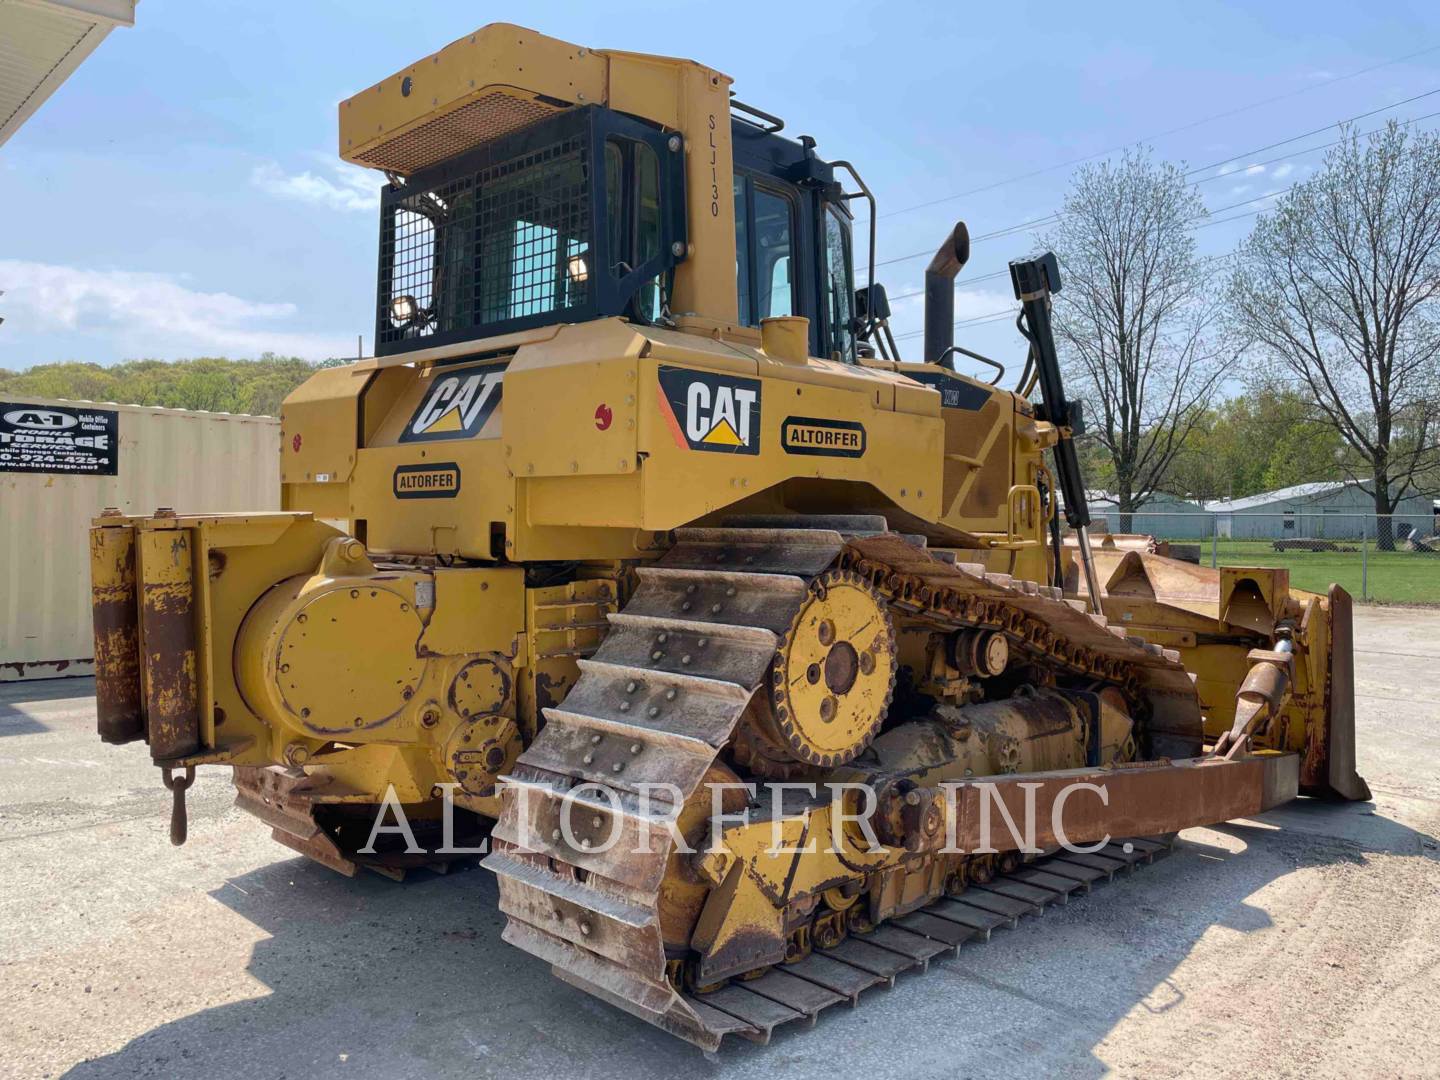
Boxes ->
[1230,122,1440,548]
[1165,387,1346,501]
[0,356,324,416]
[1042,150,1234,528]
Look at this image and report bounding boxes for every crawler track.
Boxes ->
[484,518,1200,1050]
[559,835,1174,1047]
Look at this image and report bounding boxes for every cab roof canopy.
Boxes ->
[339,23,729,176]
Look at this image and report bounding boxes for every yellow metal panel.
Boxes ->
[419,567,525,657]
[609,53,738,327]
[522,475,644,529]
[2,398,278,681]
[633,351,944,529]
[279,365,371,485]
[348,440,512,559]
[503,321,644,479]
[365,357,508,447]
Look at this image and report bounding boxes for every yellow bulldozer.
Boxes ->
[89,24,1368,1050]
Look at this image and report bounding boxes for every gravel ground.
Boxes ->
[1,606,1437,1080]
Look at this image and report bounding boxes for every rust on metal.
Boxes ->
[1308,586,1371,801]
[233,766,360,876]
[946,753,1298,853]
[138,526,201,760]
[90,524,144,744]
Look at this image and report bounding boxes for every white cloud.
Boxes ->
[1229,184,1253,196]
[0,260,352,359]
[955,289,1015,321]
[1271,162,1294,179]
[1217,163,1238,177]
[250,160,380,213]
[1243,163,1265,175]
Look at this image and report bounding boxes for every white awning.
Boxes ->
[0,0,136,148]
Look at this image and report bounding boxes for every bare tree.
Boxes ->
[1230,121,1440,548]
[1041,150,1232,529]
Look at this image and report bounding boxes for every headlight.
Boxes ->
[390,294,419,326]
[566,256,588,284]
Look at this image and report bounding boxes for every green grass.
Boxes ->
[1159,538,1440,604]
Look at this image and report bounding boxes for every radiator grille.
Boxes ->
[353,92,560,175]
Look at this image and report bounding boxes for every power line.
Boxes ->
[877,105,1440,310]
[880,196,1281,306]
[1191,106,1440,187]
[867,82,1440,351]
[892,309,1017,342]
[861,93,1440,273]
[885,268,1012,305]
[1199,187,1292,217]
[857,43,1440,224]
[1182,87,1440,177]
[1195,205,1276,230]
[882,195,1292,347]
[874,216,1056,268]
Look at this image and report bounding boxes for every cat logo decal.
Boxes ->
[656,366,761,455]
[401,362,507,443]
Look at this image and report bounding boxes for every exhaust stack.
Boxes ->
[923,222,971,363]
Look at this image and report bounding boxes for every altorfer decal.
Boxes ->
[781,416,867,458]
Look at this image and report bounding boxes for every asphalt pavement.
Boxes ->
[2,606,1437,1079]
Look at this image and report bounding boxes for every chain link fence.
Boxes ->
[1090,512,1440,604]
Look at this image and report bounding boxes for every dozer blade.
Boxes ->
[1316,586,1370,801]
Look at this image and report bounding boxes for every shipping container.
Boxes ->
[1,396,279,680]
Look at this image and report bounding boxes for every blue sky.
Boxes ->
[2,0,1438,379]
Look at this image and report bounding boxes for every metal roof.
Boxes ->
[0,0,135,148]
[1204,480,1354,513]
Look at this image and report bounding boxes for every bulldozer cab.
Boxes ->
[374,98,858,363]
[344,23,865,364]
[376,104,686,355]
[731,119,858,362]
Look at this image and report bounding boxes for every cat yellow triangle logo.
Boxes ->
[700,417,743,447]
[427,408,464,433]
[656,365,761,455]
[401,364,507,443]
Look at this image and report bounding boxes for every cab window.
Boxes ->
[634,141,662,320]
[734,176,751,326]
[754,188,794,319]
[733,174,796,326]
[604,135,664,321]
[823,206,855,361]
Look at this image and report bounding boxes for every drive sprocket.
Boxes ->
[748,568,897,769]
